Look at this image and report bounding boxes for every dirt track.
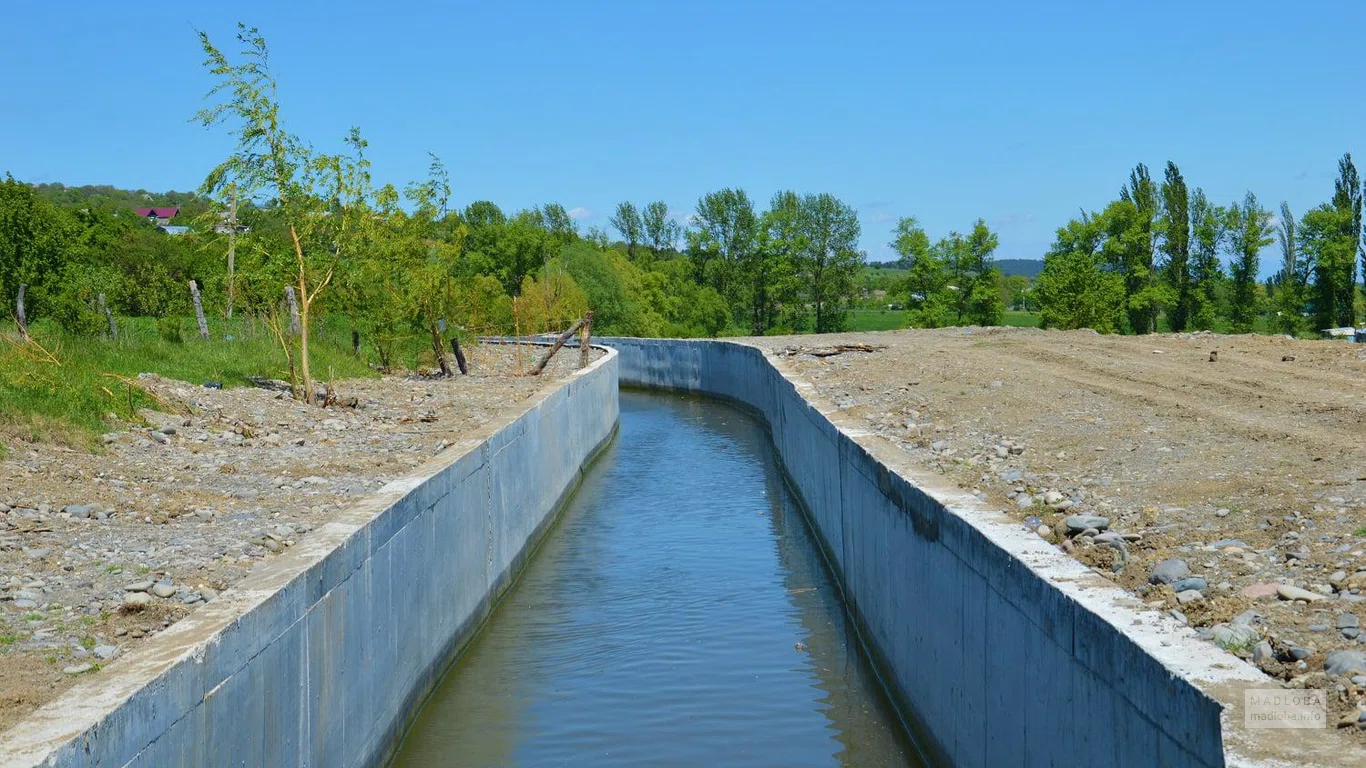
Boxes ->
[755,327,1366,735]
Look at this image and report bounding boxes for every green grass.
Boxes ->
[1003,310,1041,328]
[1,316,377,449]
[1355,527,1366,537]
[0,635,16,646]
[848,308,908,331]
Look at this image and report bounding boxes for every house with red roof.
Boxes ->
[134,206,180,226]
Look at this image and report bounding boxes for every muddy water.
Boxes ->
[393,390,919,767]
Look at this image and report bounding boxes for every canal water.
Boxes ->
[393,390,919,767]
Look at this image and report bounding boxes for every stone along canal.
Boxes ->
[392,390,920,767]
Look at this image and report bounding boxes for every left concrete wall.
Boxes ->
[0,348,619,768]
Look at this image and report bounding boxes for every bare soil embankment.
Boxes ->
[754,327,1366,736]
[0,344,595,732]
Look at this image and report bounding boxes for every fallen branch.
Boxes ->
[527,312,593,376]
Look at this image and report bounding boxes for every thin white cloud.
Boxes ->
[567,206,594,220]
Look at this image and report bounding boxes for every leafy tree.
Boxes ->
[1159,161,1192,331]
[610,202,643,261]
[687,188,759,305]
[0,175,75,323]
[1225,191,1274,333]
[1117,164,1160,333]
[796,193,863,333]
[641,201,680,257]
[538,203,577,247]
[1299,203,1356,331]
[891,216,950,327]
[196,24,375,401]
[1332,153,1361,327]
[1188,188,1225,330]
[760,190,806,331]
[1273,202,1304,335]
[1035,211,1126,332]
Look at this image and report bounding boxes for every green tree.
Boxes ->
[761,190,807,331]
[0,175,75,326]
[1273,202,1304,335]
[890,216,950,327]
[1299,203,1356,331]
[1159,161,1192,331]
[1225,191,1274,333]
[950,219,1004,326]
[1001,275,1031,311]
[1035,211,1126,332]
[796,193,863,333]
[196,24,375,401]
[641,201,679,258]
[1118,163,1160,333]
[610,202,643,261]
[687,188,759,309]
[1188,188,1225,330]
[1332,153,1361,327]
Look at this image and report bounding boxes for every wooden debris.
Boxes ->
[774,343,886,358]
[528,312,593,376]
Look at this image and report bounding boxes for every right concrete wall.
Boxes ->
[605,337,1314,768]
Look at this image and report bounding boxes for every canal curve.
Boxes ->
[393,389,919,767]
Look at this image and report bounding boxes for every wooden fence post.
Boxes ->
[579,311,593,368]
[528,312,591,376]
[284,286,302,336]
[190,280,210,340]
[450,336,468,375]
[16,284,28,338]
[98,293,118,340]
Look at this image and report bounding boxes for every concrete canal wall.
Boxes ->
[0,348,619,768]
[604,337,1310,768]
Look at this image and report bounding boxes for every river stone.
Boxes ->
[124,580,154,593]
[1253,641,1274,663]
[1149,559,1190,585]
[1209,539,1250,550]
[1277,585,1327,602]
[122,592,152,609]
[1171,577,1208,594]
[93,645,118,660]
[1176,589,1204,605]
[12,599,37,609]
[1240,583,1280,599]
[1065,515,1109,534]
[1043,491,1065,506]
[62,663,93,675]
[1212,623,1257,649]
[1290,646,1314,661]
[151,582,177,599]
[1339,613,1361,629]
[63,504,94,519]
[1325,650,1366,677]
[149,430,168,444]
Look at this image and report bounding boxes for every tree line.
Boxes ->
[0,25,870,401]
[1032,157,1365,335]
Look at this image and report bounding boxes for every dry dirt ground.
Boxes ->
[755,327,1366,737]
[0,343,595,733]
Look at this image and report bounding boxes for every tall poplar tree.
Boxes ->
[1159,161,1192,331]
[1188,188,1225,330]
[1332,153,1361,327]
[610,201,643,261]
[1118,164,1160,333]
[1226,191,1275,333]
[1274,202,1303,334]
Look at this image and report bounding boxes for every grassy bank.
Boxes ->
[0,317,376,449]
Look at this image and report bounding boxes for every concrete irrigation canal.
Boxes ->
[3,339,1362,767]
[392,390,917,766]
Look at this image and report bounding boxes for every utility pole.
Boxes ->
[225,186,238,319]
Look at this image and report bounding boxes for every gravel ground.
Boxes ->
[753,327,1366,737]
[0,342,596,732]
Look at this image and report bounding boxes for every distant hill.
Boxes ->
[998,259,1043,279]
[30,182,212,217]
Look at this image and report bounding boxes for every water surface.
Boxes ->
[394,390,918,767]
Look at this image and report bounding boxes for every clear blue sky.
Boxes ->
[2,1,1363,264]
